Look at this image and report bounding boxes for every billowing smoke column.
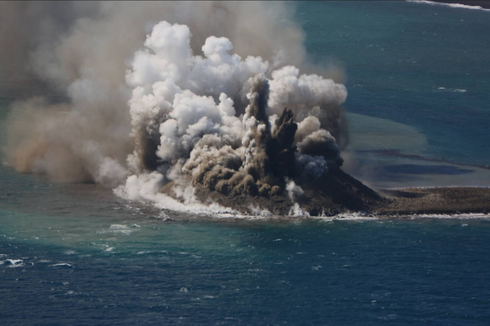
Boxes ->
[115,21,347,211]
[2,1,311,186]
[2,2,349,214]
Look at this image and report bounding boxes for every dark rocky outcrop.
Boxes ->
[160,166,387,216]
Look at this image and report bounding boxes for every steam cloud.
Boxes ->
[2,2,348,214]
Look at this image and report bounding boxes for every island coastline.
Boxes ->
[158,168,490,220]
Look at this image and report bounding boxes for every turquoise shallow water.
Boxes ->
[2,1,490,325]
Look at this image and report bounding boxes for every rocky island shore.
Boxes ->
[377,187,490,216]
[159,166,490,219]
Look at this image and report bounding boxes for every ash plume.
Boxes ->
[1,1,349,213]
[116,21,347,212]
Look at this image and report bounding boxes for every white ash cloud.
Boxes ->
[116,21,347,211]
[3,1,313,187]
[2,2,349,213]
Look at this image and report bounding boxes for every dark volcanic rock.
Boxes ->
[160,167,387,216]
[159,171,490,218]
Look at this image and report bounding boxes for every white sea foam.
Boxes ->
[117,182,490,221]
[96,224,138,235]
[247,205,273,217]
[407,0,490,12]
[51,263,73,268]
[118,206,490,221]
[437,87,468,93]
[114,172,239,216]
[110,224,131,230]
[5,259,25,268]
[289,203,310,217]
[312,212,380,222]
[298,212,490,222]
[408,213,490,220]
[137,250,168,255]
[436,87,467,93]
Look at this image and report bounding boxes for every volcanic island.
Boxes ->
[158,78,490,218]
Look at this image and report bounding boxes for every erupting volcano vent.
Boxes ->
[2,2,382,216]
[115,21,381,215]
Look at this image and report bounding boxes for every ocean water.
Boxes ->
[2,1,490,325]
[300,1,490,165]
[296,0,490,189]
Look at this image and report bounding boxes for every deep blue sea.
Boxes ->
[2,1,490,325]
